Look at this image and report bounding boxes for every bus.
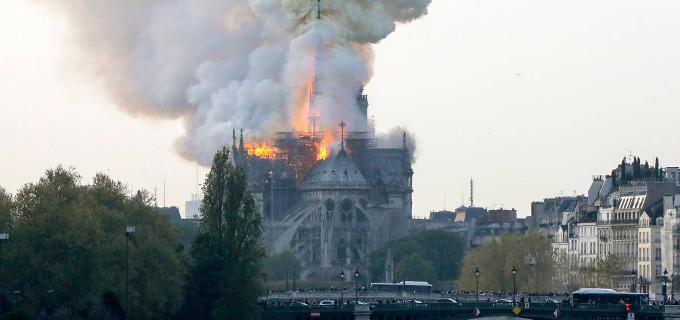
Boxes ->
[572,288,649,305]
[370,281,433,293]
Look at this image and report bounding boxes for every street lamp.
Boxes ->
[355,269,360,304]
[125,226,135,320]
[512,266,517,304]
[0,233,9,318]
[293,266,297,292]
[475,267,479,304]
[632,269,636,293]
[340,270,345,305]
[664,268,669,303]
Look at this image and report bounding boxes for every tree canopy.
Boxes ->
[1,166,187,319]
[369,230,465,286]
[458,231,554,293]
[395,254,438,288]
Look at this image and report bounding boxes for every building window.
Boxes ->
[656,248,661,261]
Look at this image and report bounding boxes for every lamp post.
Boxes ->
[664,268,669,303]
[340,270,344,305]
[293,266,297,292]
[0,233,9,318]
[512,266,517,304]
[355,269,360,304]
[475,267,479,304]
[632,269,636,293]
[285,266,289,291]
[125,226,135,320]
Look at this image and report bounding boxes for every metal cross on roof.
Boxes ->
[339,121,346,149]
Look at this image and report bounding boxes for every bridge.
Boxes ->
[259,302,680,320]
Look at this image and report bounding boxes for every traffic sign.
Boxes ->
[554,309,561,318]
[627,312,635,320]
[524,303,530,309]
[513,305,522,315]
[473,307,481,317]
[311,310,321,318]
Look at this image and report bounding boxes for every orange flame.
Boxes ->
[244,142,277,159]
[316,130,333,161]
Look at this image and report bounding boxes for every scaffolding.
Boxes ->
[274,131,328,181]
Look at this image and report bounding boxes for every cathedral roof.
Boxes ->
[302,148,368,188]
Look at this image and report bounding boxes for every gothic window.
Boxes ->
[325,199,336,212]
[341,198,353,213]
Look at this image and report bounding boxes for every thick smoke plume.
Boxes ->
[44,0,431,164]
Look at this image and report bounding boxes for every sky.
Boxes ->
[1,0,680,218]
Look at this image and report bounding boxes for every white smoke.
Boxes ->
[42,0,431,165]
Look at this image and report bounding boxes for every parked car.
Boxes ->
[493,299,514,307]
[291,302,308,306]
[405,299,423,304]
[545,298,559,304]
[435,298,460,304]
[318,300,335,306]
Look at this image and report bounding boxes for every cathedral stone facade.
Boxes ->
[232,129,413,282]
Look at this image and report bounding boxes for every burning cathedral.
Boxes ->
[228,1,415,281]
[231,95,413,280]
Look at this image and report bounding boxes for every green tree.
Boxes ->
[264,251,301,282]
[369,230,464,285]
[655,157,660,178]
[395,254,438,288]
[0,187,12,231]
[620,157,627,184]
[4,167,187,320]
[177,147,265,320]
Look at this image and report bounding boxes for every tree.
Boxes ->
[369,230,464,284]
[3,167,187,320]
[178,147,265,320]
[396,254,438,288]
[264,251,301,282]
[0,187,12,232]
[643,161,650,179]
[593,254,623,288]
[655,157,660,178]
[458,231,554,292]
[620,158,627,183]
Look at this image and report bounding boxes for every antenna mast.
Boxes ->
[470,178,474,207]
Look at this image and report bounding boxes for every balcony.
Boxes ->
[611,219,638,225]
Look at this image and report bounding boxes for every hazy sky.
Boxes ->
[2,0,680,218]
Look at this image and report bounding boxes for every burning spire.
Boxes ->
[308,0,323,135]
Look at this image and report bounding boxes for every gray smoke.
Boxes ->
[377,127,418,163]
[41,0,431,164]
